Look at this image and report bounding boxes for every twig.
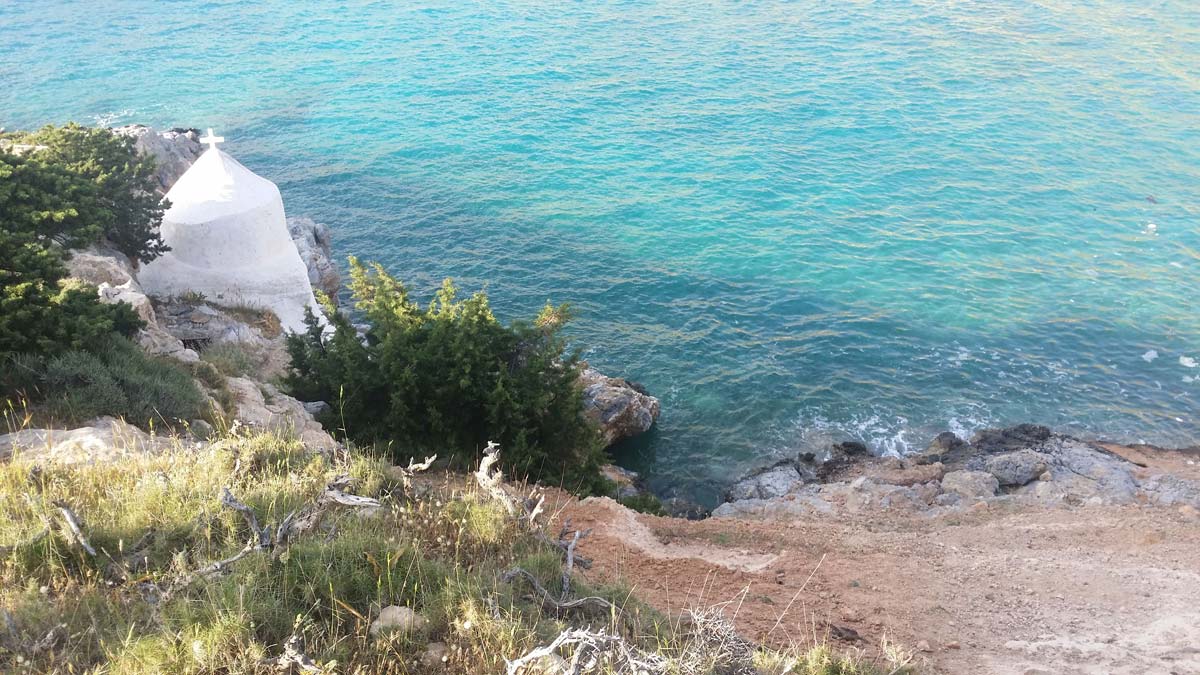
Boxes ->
[505,628,618,675]
[275,632,325,674]
[475,442,516,514]
[51,500,96,556]
[501,568,614,613]
[220,488,270,549]
[561,529,591,602]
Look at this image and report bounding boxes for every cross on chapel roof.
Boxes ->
[200,128,224,151]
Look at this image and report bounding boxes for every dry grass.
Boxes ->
[0,429,915,674]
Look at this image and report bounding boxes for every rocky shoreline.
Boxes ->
[714,423,1200,521]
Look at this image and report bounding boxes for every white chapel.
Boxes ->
[138,130,326,333]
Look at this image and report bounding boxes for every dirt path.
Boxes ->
[560,488,1200,674]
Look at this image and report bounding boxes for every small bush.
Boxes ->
[285,258,607,493]
[6,335,205,428]
[201,341,260,377]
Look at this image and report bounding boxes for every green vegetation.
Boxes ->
[0,430,912,674]
[0,123,201,430]
[285,258,607,494]
[2,335,206,429]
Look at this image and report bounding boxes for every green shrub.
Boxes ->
[285,257,606,493]
[9,123,168,263]
[7,335,205,428]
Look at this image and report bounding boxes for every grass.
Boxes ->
[0,428,916,674]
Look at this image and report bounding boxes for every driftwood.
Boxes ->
[51,500,96,556]
[505,626,669,675]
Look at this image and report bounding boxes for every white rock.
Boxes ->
[224,377,336,451]
[0,417,182,464]
[578,367,660,446]
[369,605,426,637]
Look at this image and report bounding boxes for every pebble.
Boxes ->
[369,605,427,637]
[916,640,933,652]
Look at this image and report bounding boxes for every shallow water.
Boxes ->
[3,0,1198,501]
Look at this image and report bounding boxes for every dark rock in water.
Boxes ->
[970,424,1052,454]
[834,441,870,456]
[917,431,966,464]
[661,497,710,521]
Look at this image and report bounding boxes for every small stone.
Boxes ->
[1039,471,1053,482]
[1179,504,1200,520]
[916,640,932,652]
[941,470,999,500]
[420,642,448,668]
[369,605,426,637]
[945,640,961,650]
[189,419,214,440]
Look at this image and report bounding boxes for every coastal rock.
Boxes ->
[287,216,341,303]
[970,424,1052,454]
[873,460,946,487]
[578,367,660,446]
[941,470,999,500]
[983,450,1049,487]
[111,124,203,193]
[601,464,644,500]
[661,496,711,521]
[919,431,966,463]
[0,417,184,464]
[724,460,809,501]
[224,377,337,451]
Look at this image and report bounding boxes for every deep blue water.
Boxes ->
[3,1,1198,501]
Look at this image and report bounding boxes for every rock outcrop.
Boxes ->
[111,124,203,193]
[715,425,1200,520]
[287,216,341,303]
[0,417,187,464]
[579,367,660,447]
[65,245,198,363]
[223,377,337,452]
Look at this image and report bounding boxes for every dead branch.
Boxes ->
[475,442,516,514]
[275,475,381,550]
[220,488,270,549]
[51,500,96,556]
[501,568,614,614]
[274,632,325,674]
[505,627,617,675]
[561,528,591,601]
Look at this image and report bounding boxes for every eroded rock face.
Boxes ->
[286,216,341,304]
[111,124,203,194]
[65,245,198,362]
[579,367,660,447]
[941,470,999,500]
[983,449,1049,487]
[223,377,337,452]
[0,417,185,464]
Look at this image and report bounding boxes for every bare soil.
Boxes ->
[556,446,1200,675]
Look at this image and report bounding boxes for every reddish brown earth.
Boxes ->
[555,446,1200,675]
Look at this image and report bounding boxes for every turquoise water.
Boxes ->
[3,1,1199,501]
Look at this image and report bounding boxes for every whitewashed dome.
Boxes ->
[138,130,326,334]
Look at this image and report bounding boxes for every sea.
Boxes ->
[2,0,1198,502]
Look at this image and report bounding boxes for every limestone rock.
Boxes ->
[224,377,337,451]
[65,246,198,363]
[287,216,341,303]
[660,496,710,520]
[874,460,945,487]
[369,605,426,637]
[0,417,184,464]
[941,470,999,500]
[724,460,809,501]
[578,367,660,446]
[600,464,644,500]
[984,449,1049,487]
[111,124,203,193]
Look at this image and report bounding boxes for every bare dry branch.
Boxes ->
[501,567,614,614]
[51,500,96,556]
[475,442,516,514]
[220,488,270,549]
[275,632,325,674]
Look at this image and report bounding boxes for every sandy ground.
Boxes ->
[556,446,1200,675]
